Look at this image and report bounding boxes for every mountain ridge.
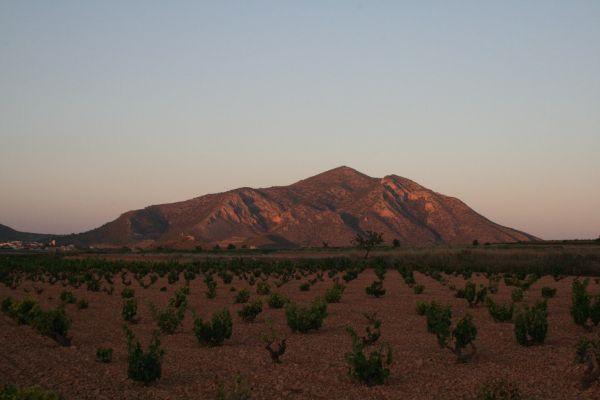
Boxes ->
[1,166,538,248]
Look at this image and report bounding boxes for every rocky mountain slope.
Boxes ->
[65,166,537,248]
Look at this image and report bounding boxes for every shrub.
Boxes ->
[193,308,233,347]
[124,326,164,383]
[452,314,478,362]
[420,301,477,362]
[424,301,452,348]
[168,287,189,309]
[416,301,429,316]
[575,335,600,388]
[121,298,138,323]
[345,326,392,386]
[238,300,262,322]
[234,289,250,304]
[0,385,62,400]
[285,298,328,333]
[2,297,71,345]
[459,281,487,307]
[121,287,135,299]
[476,378,522,400]
[299,282,311,292]
[571,279,591,327]
[262,321,286,363]
[256,282,271,295]
[324,282,345,303]
[167,270,179,285]
[96,347,113,363]
[76,298,89,310]
[514,301,548,346]
[511,288,524,303]
[541,287,557,299]
[342,269,359,283]
[267,292,288,309]
[413,284,424,295]
[365,280,386,298]
[59,290,76,304]
[205,275,217,299]
[30,305,72,346]
[219,271,234,284]
[486,298,514,322]
[360,312,381,345]
[149,302,185,334]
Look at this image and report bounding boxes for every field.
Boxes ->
[2,245,600,399]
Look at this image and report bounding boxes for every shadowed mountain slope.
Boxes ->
[66,166,537,248]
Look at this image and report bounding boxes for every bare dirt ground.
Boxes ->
[2,269,600,399]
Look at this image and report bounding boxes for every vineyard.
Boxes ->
[1,245,600,399]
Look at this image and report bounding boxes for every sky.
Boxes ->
[1,1,599,240]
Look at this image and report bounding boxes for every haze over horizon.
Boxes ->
[1,1,599,240]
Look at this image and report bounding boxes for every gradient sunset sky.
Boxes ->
[1,1,599,240]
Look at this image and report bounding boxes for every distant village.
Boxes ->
[0,239,77,252]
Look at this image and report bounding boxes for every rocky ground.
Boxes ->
[1,269,600,399]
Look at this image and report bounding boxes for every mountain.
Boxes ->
[0,224,57,243]
[64,166,536,248]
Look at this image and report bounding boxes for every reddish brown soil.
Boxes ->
[2,270,600,399]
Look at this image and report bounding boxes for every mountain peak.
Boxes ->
[8,168,537,248]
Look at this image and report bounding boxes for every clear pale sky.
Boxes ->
[1,1,599,240]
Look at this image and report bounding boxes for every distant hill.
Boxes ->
[55,166,537,249]
[0,224,57,243]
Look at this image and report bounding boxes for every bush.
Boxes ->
[365,280,385,298]
[345,326,392,386]
[121,287,135,299]
[360,312,381,345]
[420,301,477,362]
[238,300,262,322]
[149,302,185,334]
[285,298,328,333]
[30,305,72,346]
[486,298,514,322]
[193,308,233,347]
[262,321,287,363]
[541,287,557,299]
[476,378,522,400]
[571,279,592,327]
[121,298,138,323]
[59,290,76,304]
[96,347,113,363]
[234,289,250,304]
[256,282,271,295]
[324,282,345,303]
[124,326,164,383]
[452,314,477,362]
[424,301,452,347]
[267,292,288,309]
[458,281,487,307]
[204,275,217,299]
[2,297,71,345]
[299,282,311,292]
[511,288,524,303]
[0,385,62,400]
[514,301,548,346]
[76,298,89,310]
[413,284,424,295]
[575,335,600,388]
[416,301,429,316]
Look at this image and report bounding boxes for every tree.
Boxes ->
[353,231,384,259]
